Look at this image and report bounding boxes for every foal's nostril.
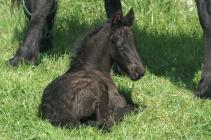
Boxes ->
[133,67,140,73]
[130,66,144,80]
[132,67,144,76]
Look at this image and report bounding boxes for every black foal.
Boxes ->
[39,9,144,129]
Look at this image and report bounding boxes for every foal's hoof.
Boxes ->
[195,79,211,99]
[6,56,38,67]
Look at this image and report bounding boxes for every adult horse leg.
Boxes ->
[195,0,211,98]
[104,0,125,75]
[104,0,122,18]
[8,0,55,66]
[40,4,57,52]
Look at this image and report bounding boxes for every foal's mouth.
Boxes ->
[128,66,144,81]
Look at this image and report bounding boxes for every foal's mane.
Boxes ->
[74,25,103,54]
[69,21,111,68]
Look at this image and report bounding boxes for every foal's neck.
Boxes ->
[70,24,113,74]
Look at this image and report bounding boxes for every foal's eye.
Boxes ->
[116,41,123,50]
[116,41,122,47]
[111,36,123,49]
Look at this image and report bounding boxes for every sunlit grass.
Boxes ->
[0,0,211,139]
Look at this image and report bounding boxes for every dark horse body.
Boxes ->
[9,0,211,98]
[40,10,144,128]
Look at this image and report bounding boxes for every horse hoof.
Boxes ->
[195,79,211,99]
[6,57,21,67]
[6,56,38,67]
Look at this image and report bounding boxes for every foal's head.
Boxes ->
[109,9,144,80]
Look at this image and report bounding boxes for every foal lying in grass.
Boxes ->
[39,9,144,129]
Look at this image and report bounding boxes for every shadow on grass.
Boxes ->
[46,16,102,57]
[118,86,147,111]
[133,26,203,91]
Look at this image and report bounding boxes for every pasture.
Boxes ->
[0,0,211,139]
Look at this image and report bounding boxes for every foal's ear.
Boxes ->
[111,11,123,28]
[122,8,134,26]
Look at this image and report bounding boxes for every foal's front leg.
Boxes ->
[96,90,114,129]
[8,0,54,66]
[195,0,211,98]
[108,87,135,122]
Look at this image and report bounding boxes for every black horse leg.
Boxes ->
[7,0,54,66]
[195,0,211,98]
[104,0,124,75]
[40,3,57,52]
[104,0,122,18]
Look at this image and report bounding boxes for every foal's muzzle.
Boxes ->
[128,65,144,81]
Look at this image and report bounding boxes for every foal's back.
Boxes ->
[40,70,113,127]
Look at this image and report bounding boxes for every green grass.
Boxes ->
[1,0,211,139]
